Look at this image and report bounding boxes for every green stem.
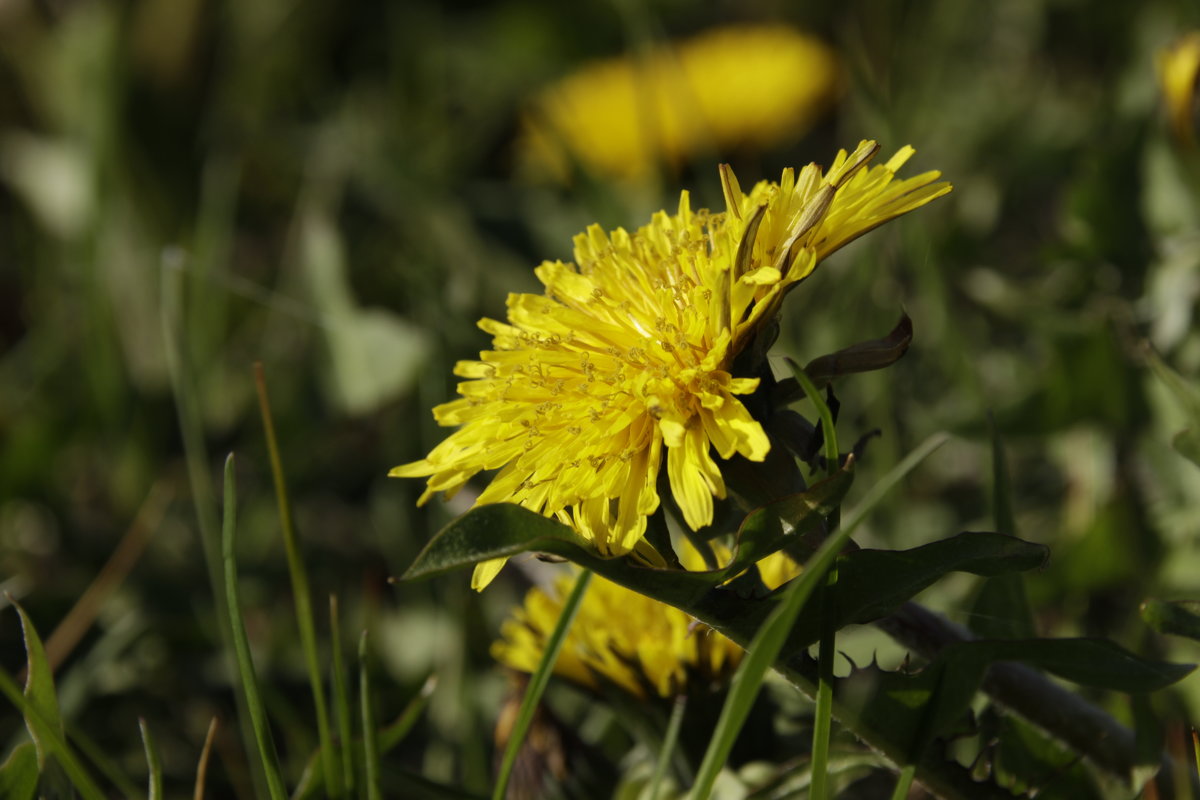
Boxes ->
[139,718,163,800]
[221,454,288,800]
[360,631,382,800]
[790,360,841,800]
[493,570,593,800]
[649,694,688,800]
[254,363,339,797]
[889,764,916,800]
[329,594,355,795]
[161,258,264,796]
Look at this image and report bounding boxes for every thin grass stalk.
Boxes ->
[330,594,355,795]
[0,668,105,800]
[493,569,593,800]
[791,363,841,800]
[220,454,288,800]
[193,717,219,800]
[889,764,916,800]
[689,434,949,799]
[649,694,688,800]
[381,674,438,751]
[359,631,382,800]
[253,363,340,797]
[139,718,164,800]
[161,258,264,795]
[1194,729,1200,795]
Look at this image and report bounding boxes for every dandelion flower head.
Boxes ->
[492,546,801,699]
[1159,32,1200,144]
[520,24,840,182]
[392,141,950,589]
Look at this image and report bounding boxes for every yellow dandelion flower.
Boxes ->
[1159,32,1200,144]
[392,141,950,589]
[492,547,800,699]
[519,24,840,182]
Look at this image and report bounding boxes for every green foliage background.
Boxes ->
[3,0,1200,796]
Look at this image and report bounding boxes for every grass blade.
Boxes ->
[330,594,355,796]
[194,717,219,800]
[162,256,264,795]
[493,569,593,800]
[359,631,382,800]
[649,694,687,800]
[689,433,949,799]
[890,764,916,800]
[254,362,339,797]
[788,361,841,800]
[221,454,289,800]
[139,718,163,800]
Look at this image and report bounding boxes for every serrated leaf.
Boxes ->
[843,636,1192,767]
[988,711,1103,800]
[787,532,1048,648]
[970,573,1036,640]
[961,638,1192,692]
[14,601,63,771]
[404,504,749,610]
[1140,598,1200,641]
[0,742,38,800]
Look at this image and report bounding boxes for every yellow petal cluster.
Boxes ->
[491,547,800,699]
[1159,32,1200,144]
[519,24,840,182]
[392,141,950,589]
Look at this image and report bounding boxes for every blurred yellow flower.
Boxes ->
[1158,32,1200,144]
[492,547,800,699]
[519,24,840,182]
[392,141,949,589]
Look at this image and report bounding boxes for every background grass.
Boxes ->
[3,0,1200,796]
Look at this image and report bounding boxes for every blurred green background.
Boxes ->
[4,0,1200,796]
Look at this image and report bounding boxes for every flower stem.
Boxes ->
[492,569,593,800]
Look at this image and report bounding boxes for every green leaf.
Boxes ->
[973,426,1036,639]
[1140,598,1200,642]
[402,503,724,609]
[801,313,913,389]
[0,742,38,800]
[782,533,1047,651]
[844,637,1192,767]
[970,573,1036,640]
[1145,346,1200,468]
[982,710,1102,800]
[977,638,1191,692]
[13,600,63,770]
[689,435,948,799]
[402,503,592,580]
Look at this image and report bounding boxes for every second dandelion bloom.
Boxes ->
[393,141,950,589]
[519,24,842,182]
